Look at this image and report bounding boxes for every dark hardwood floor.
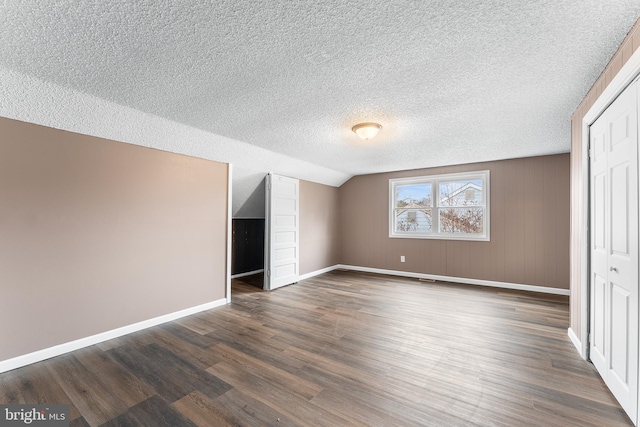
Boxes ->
[0,271,632,426]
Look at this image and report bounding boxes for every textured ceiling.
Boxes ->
[1,1,640,183]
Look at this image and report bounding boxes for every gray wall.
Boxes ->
[339,154,570,289]
[0,117,228,361]
[300,179,340,275]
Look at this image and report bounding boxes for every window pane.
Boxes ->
[439,207,483,234]
[439,180,483,207]
[390,171,489,240]
[395,183,432,208]
[395,209,432,232]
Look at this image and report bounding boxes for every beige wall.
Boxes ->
[570,17,640,339]
[339,154,570,289]
[299,179,340,275]
[0,117,228,361]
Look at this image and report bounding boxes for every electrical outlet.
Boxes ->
[400,256,405,262]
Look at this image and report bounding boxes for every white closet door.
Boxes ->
[589,79,639,423]
[264,174,299,291]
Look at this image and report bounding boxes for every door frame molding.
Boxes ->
[226,163,233,303]
[579,48,640,360]
[264,173,272,290]
[580,50,640,425]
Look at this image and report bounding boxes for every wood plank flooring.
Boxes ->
[0,270,632,426]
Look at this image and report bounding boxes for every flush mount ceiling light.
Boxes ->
[352,122,382,140]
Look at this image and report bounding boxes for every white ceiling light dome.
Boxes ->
[352,122,382,140]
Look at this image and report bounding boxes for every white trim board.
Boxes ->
[337,265,571,296]
[568,327,583,357]
[231,269,265,279]
[4,266,568,373]
[295,264,570,296]
[0,298,227,374]
[226,163,233,303]
[297,265,340,282]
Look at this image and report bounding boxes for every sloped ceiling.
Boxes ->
[1,1,639,187]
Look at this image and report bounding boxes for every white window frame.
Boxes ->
[389,170,490,241]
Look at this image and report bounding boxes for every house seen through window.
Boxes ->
[389,170,490,241]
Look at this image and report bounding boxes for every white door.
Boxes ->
[589,79,639,423]
[264,173,299,290]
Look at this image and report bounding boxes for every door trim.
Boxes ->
[580,47,640,360]
[264,173,271,290]
[581,48,640,425]
[226,163,233,303]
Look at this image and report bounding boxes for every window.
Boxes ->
[389,170,490,241]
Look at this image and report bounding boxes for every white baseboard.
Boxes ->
[337,265,571,296]
[567,327,586,360]
[231,269,264,279]
[0,298,227,374]
[298,265,340,282]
